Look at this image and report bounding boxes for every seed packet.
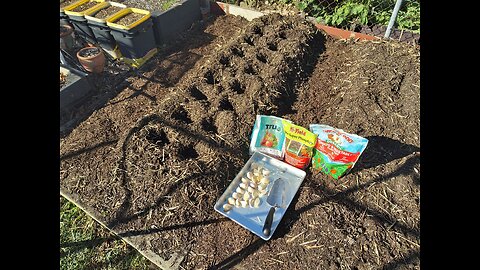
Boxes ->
[282,120,317,169]
[309,124,368,179]
[249,115,290,159]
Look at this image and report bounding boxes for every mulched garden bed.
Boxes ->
[60,13,420,270]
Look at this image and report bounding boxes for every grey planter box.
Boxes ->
[150,0,201,46]
[60,65,93,110]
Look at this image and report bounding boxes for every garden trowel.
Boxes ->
[262,178,286,236]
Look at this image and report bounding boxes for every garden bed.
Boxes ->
[60,11,420,270]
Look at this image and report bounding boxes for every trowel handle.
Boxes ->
[263,206,276,236]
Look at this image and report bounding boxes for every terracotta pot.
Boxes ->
[60,24,75,51]
[76,46,106,73]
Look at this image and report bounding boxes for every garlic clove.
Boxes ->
[241,177,249,184]
[223,203,233,212]
[248,198,255,207]
[258,183,267,191]
[240,200,248,208]
[253,197,260,207]
[260,177,270,185]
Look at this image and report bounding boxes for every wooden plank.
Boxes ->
[60,187,186,270]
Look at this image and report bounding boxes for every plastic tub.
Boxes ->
[64,0,105,44]
[84,2,126,51]
[106,8,157,59]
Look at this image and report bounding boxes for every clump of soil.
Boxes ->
[78,47,100,58]
[113,12,145,26]
[71,1,99,12]
[93,5,123,19]
[60,72,67,89]
[60,0,77,9]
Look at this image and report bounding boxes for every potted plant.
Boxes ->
[76,46,106,73]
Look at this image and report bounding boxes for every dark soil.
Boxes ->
[93,5,123,19]
[113,12,145,26]
[60,0,78,9]
[72,1,99,12]
[60,13,420,270]
[78,47,100,58]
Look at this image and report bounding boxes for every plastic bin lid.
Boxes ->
[64,0,105,17]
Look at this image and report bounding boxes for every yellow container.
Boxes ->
[84,1,127,24]
[64,0,105,17]
[60,0,82,13]
[106,8,151,30]
[120,47,158,68]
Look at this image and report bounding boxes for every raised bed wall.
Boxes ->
[151,0,202,46]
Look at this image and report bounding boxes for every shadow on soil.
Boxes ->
[352,135,420,173]
[60,139,118,161]
[60,16,219,139]
[61,218,229,258]
[107,113,244,229]
[276,29,327,117]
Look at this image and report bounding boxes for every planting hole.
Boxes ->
[230,80,245,94]
[219,55,230,66]
[200,118,217,133]
[267,42,278,51]
[178,144,199,160]
[244,65,257,75]
[256,52,268,64]
[278,31,287,39]
[188,85,208,100]
[252,26,263,36]
[146,129,169,147]
[230,46,244,57]
[219,98,234,111]
[172,106,193,124]
[204,70,219,85]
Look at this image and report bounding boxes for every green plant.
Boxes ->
[395,0,420,32]
[294,0,419,33]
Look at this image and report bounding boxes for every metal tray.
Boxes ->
[214,151,306,240]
